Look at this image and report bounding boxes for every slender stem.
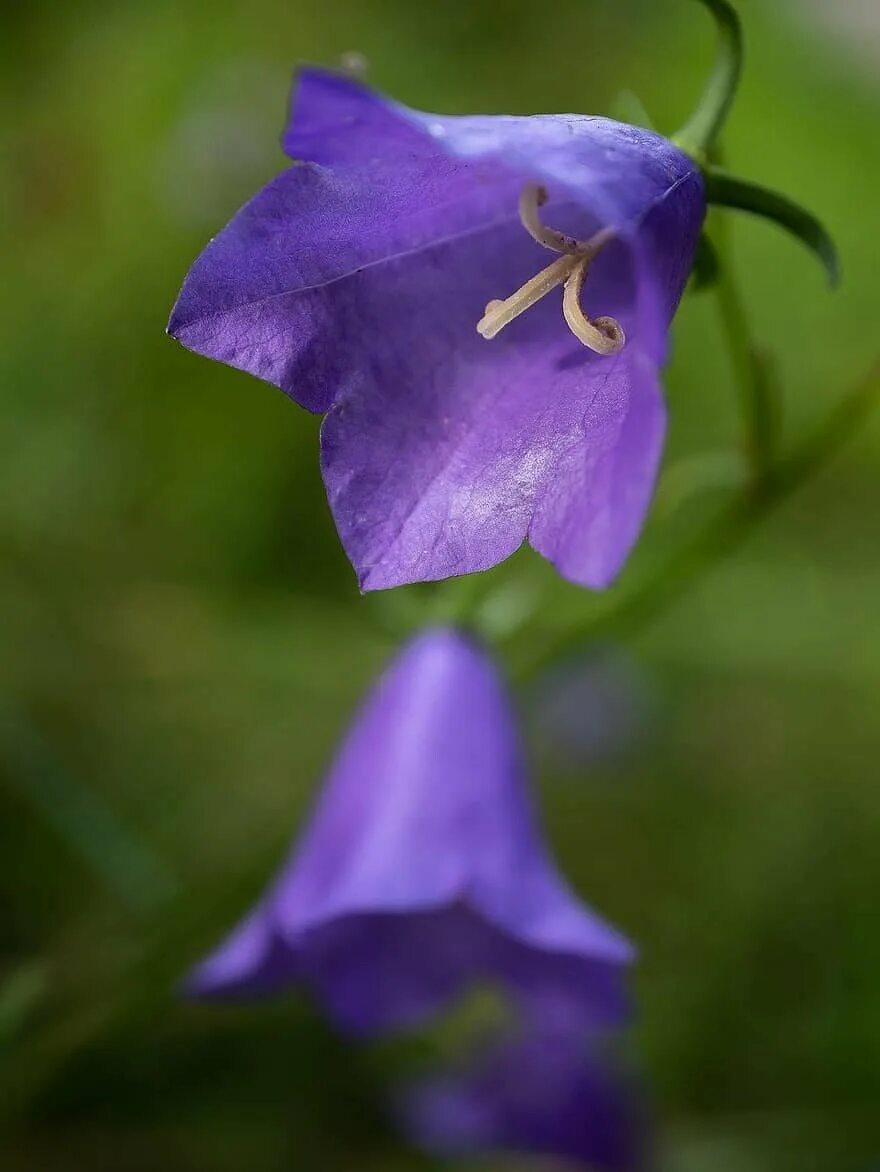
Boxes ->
[673,0,744,160]
[712,213,777,478]
[516,360,880,681]
[431,563,507,630]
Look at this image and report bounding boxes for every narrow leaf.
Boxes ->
[705,166,840,286]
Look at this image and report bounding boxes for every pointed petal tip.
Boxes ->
[178,956,263,1003]
[579,918,637,968]
[350,547,518,596]
[541,548,621,594]
[355,565,378,593]
[166,297,190,343]
[615,935,639,966]
[178,964,217,1001]
[178,942,260,1000]
[355,560,430,594]
[565,913,638,970]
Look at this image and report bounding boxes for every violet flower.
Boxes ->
[406,1025,644,1171]
[185,629,633,1034]
[169,68,705,590]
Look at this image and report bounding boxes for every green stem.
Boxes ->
[431,568,500,628]
[712,214,777,478]
[673,0,744,160]
[516,360,880,681]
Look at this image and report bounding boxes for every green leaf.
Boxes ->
[705,166,841,287]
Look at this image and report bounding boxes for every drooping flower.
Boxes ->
[169,68,705,591]
[405,1024,645,1171]
[185,628,633,1034]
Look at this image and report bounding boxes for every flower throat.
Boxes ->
[477,184,625,356]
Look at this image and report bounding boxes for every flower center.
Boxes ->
[476,184,625,356]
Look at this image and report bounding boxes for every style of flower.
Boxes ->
[169,68,705,591]
[185,629,633,1034]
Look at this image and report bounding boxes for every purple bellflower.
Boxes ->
[186,628,633,1034]
[169,68,705,591]
[406,1025,644,1171]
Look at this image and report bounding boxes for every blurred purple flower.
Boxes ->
[186,629,633,1034]
[530,647,655,771]
[169,68,704,591]
[406,1025,644,1171]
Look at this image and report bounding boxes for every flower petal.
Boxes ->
[405,1027,645,1171]
[282,67,441,167]
[295,72,703,588]
[283,69,703,358]
[320,220,668,590]
[527,349,666,587]
[170,68,703,586]
[168,152,518,413]
[186,630,633,1034]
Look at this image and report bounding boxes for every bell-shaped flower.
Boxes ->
[405,1024,645,1171]
[186,629,633,1034]
[169,68,705,590]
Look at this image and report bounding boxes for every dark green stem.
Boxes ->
[516,361,880,681]
[673,0,744,160]
[712,213,778,478]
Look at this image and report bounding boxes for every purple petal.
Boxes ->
[186,629,633,1034]
[167,154,517,413]
[282,68,442,168]
[321,281,667,589]
[169,69,704,587]
[282,68,703,362]
[405,1026,646,1171]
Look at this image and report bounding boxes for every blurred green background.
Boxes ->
[2,0,879,1168]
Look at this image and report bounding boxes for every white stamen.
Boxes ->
[518,183,586,255]
[477,254,580,339]
[563,256,626,356]
[477,184,624,355]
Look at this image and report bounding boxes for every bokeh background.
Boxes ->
[2,1,879,1168]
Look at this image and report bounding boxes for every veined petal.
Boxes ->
[284,68,703,359]
[169,68,704,588]
[168,154,518,413]
[290,71,702,588]
[320,215,670,590]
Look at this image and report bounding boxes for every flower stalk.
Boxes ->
[711,209,778,479]
[675,2,839,286]
[673,0,744,161]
